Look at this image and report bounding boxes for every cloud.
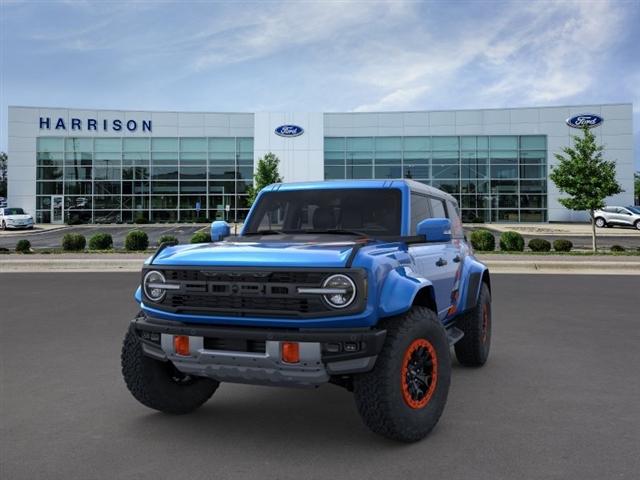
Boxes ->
[351,0,633,111]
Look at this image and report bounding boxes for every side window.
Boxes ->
[429,197,447,219]
[446,200,465,238]
[410,193,431,234]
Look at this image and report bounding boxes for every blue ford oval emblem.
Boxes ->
[275,125,304,137]
[566,114,603,129]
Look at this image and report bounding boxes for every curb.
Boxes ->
[0,258,144,272]
[482,260,640,275]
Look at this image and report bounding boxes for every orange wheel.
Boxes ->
[401,338,438,409]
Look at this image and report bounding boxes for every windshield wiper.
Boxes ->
[243,229,284,236]
[300,229,370,238]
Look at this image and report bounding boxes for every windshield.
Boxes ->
[627,206,640,214]
[4,208,25,215]
[244,189,402,237]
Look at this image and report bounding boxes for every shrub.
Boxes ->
[15,239,31,253]
[88,233,113,250]
[62,233,86,251]
[134,216,149,224]
[528,238,551,252]
[610,244,625,252]
[499,231,525,252]
[469,229,495,251]
[125,230,149,251]
[0,247,10,254]
[553,239,573,252]
[158,235,179,246]
[191,231,212,244]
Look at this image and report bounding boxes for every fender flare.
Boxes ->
[459,258,490,312]
[378,266,437,318]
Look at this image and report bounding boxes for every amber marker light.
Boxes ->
[173,335,190,356]
[281,342,300,364]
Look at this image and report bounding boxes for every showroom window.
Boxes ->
[36,136,253,224]
[324,135,547,222]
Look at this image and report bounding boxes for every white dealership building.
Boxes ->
[6,103,634,224]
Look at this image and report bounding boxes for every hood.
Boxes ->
[151,240,357,268]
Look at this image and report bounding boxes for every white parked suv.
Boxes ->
[0,207,35,230]
[594,206,640,230]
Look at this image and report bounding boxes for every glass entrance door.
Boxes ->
[51,195,64,224]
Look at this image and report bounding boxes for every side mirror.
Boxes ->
[416,218,452,243]
[211,221,231,241]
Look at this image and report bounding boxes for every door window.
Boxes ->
[446,200,465,238]
[410,193,431,234]
[429,197,447,219]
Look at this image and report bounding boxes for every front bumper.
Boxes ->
[132,313,386,388]
[4,223,33,229]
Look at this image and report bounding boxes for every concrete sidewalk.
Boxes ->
[470,222,640,237]
[1,253,639,274]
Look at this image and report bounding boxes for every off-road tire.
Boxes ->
[353,306,451,442]
[595,217,606,228]
[121,326,219,414]
[454,283,491,366]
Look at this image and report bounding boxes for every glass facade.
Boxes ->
[324,135,547,222]
[36,137,253,223]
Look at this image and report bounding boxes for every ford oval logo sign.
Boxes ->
[275,125,304,137]
[566,114,603,129]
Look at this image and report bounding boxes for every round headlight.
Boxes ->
[143,270,167,302]
[322,274,356,309]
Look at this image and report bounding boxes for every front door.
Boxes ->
[51,195,64,224]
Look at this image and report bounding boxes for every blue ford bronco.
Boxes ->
[122,179,491,442]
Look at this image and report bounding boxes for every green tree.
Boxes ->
[246,152,283,205]
[634,171,640,205]
[0,152,7,198]
[549,127,623,252]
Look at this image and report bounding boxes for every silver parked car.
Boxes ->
[594,206,640,230]
[1,207,35,230]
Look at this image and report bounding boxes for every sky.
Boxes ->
[1,0,639,168]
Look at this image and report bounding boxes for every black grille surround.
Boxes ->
[142,267,368,319]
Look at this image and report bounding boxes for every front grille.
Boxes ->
[144,267,367,318]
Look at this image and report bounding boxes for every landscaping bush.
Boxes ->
[125,230,149,251]
[158,235,179,246]
[15,239,31,253]
[62,233,86,251]
[610,244,625,252]
[88,232,113,250]
[553,239,573,252]
[499,231,525,252]
[134,216,149,224]
[528,238,551,252]
[469,229,495,251]
[191,231,212,244]
[0,247,10,254]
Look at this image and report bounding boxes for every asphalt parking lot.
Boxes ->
[1,273,639,479]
